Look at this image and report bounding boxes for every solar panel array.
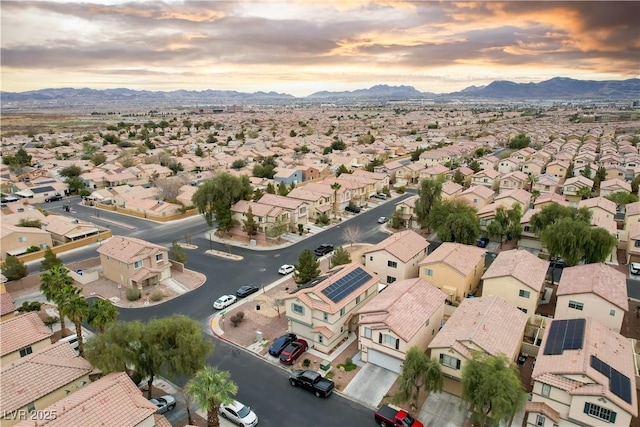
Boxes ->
[543,318,586,355]
[590,355,633,404]
[321,267,372,303]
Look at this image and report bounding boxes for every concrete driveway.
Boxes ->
[343,363,397,407]
[418,391,469,427]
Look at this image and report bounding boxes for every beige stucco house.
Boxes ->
[554,263,628,333]
[97,236,171,289]
[258,193,309,226]
[357,277,447,373]
[418,242,486,302]
[481,249,549,315]
[0,290,17,322]
[563,176,594,202]
[0,224,53,261]
[284,263,380,354]
[0,312,53,364]
[394,195,419,229]
[362,230,429,284]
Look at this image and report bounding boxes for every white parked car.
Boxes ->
[213,295,237,310]
[278,264,295,275]
[219,400,258,427]
[630,263,640,275]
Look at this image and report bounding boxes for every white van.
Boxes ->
[59,333,86,351]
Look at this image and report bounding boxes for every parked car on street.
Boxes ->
[313,244,334,257]
[268,333,297,357]
[345,205,361,213]
[375,404,423,427]
[377,216,389,224]
[289,369,335,397]
[278,264,295,275]
[149,395,176,414]
[630,263,640,275]
[279,338,309,365]
[45,194,63,202]
[373,193,388,200]
[219,400,258,427]
[236,285,259,298]
[213,295,237,310]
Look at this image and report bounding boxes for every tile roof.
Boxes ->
[311,325,335,338]
[396,194,418,208]
[600,178,631,192]
[420,242,486,276]
[525,402,560,424]
[481,249,549,293]
[427,295,527,359]
[459,185,495,200]
[358,278,446,341]
[556,263,628,310]
[533,192,569,207]
[0,291,16,316]
[564,176,594,187]
[441,181,463,195]
[494,188,532,206]
[578,196,616,215]
[258,193,305,210]
[625,200,640,216]
[0,312,53,356]
[532,318,637,416]
[362,230,429,263]
[97,236,166,264]
[1,342,93,413]
[14,372,160,427]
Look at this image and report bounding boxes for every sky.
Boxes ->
[1,1,639,97]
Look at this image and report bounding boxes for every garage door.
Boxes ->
[368,349,403,373]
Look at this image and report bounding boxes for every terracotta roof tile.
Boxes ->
[258,193,305,210]
[556,263,628,310]
[362,230,429,263]
[311,325,335,338]
[0,292,16,316]
[481,249,549,293]
[625,201,640,216]
[578,196,616,215]
[525,402,560,423]
[358,278,446,341]
[419,242,486,276]
[97,236,166,264]
[0,312,53,356]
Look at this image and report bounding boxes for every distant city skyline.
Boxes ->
[1,1,638,97]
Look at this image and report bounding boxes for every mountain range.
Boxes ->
[1,78,638,109]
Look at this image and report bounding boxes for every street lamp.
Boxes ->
[209,231,213,251]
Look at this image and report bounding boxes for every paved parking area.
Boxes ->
[418,391,470,427]
[343,363,397,408]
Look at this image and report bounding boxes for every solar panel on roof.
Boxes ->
[543,318,586,355]
[590,355,633,404]
[321,267,372,303]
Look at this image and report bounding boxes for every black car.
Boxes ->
[268,333,297,357]
[236,285,260,298]
[313,244,334,257]
[476,237,489,248]
[289,369,335,398]
[45,194,63,202]
[345,205,361,213]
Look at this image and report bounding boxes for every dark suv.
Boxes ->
[45,194,63,202]
[345,205,361,214]
[269,333,297,357]
[313,244,334,257]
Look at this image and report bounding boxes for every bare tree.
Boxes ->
[271,297,285,318]
[155,176,188,201]
[343,226,362,246]
[181,385,195,425]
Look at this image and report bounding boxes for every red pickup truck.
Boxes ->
[374,404,424,427]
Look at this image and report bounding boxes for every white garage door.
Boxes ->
[368,349,403,373]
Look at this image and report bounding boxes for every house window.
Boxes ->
[387,260,397,268]
[340,308,345,316]
[383,334,399,349]
[635,240,640,248]
[27,402,35,413]
[424,268,433,277]
[155,253,163,261]
[356,296,361,304]
[19,236,27,242]
[370,256,373,261]
[536,415,545,427]
[19,346,33,357]
[518,307,528,313]
[323,312,328,321]
[292,303,304,315]
[524,226,531,232]
[519,290,530,298]
[318,335,323,344]
[387,276,396,284]
[134,260,143,269]
[610,309,615,316]
[425,319,430,327]
[584,402,616,423]
[568,300,584,310]
[541,383,551,397]
[364,327,372,339]
[440,354,461,369]
[340,326,344,333]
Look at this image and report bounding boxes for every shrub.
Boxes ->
[150,290,164,302]
[127,369,143,386]
[236,311,244,321]
[396,185,406,194]
[17,301,42,313]
[302,358,311,368]
[26,246,41,253]
[230,313,244,327]
[126,287,141,301]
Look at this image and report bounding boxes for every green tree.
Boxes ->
[429,199,480,244]
[577,186,592,200]
[65,176,87,194]
[486,204,522,247]
[294,249,320,285]
[593,166,606,191]
[17,301,42,313]
[452,169,465,185]
[187,366,238,427]
[583,227,617,264]
[631,176,640,194]
[391,209,403,229]
[541,218,616,267]
[63,286,89,356]
[169,241,187,263]
[231,159,246,170]
[335,164,350,177]
[330,247,351,266]
[605,191,639,206]
[331,182,341,219]
[393,347,443,412]
[86,315,213,399]
[265,182,276,194]
[415,178,443,230]
[462,352,526,427]
[192,173,253,230]
[242,207,259,236]
[195,145,204,157]
[40,246,63,271]
[529,203,591,234]
[277,181,289,196]
[330,139,346,150]
[59,165,82,178]
[18,218,43,228]
[87,298,119,333]
[252,188,264,202]
[167,160,184,174]
[2,255,28,281]
[580,164,592,179]
[410,147,427,162]
[507,133,531,149]
[468,159,481,173]
[2,147,32,169]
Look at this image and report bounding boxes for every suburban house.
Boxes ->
[518,208,543,253]
[527,317,637,427]
[286,187,332,220]
[471,169,500,189]
[0,342,93,427]
[554,263,628,333]
[394,195,419,229]
[14,372,169,427]
[532,174,562,195]
[97,236,171,289]
[563,176,594,202]
[457,185,495,209]
[273,167,303,185]
[361,230,429,284]
[357,277,447,373]
[604,165,627,181]
[498,171,529,193]
[521,159,546,177]
[258,193,309,226]
[427,295,528,396]
[0,312,53,364]
[418,242,486,302]
[624,200,640,232]
[230,200,290,235]
[44,216,103,244]
[599,178,632,197]
[578,197,617,221]
[0,290,16,322]
[545,160,570,179]
[441,180,464,200]
[481,249,549,315]
[0,223,53,261]
[497,157,521,174]
[534,192,569,209]
[284,263,380,354]
[626,222,640,263]
[478,155,499,171]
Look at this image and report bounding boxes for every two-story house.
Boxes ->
[0,312,53,364]
[258,193,309,226]
[441,180,464,200]
[357,277,447,373]
[0,290,16,322]
[497,157,522,174]
[286,187,332,220]
[599,178,632,197]
[0,223,53,261]
[362,230,429,284]
[498,171,529,193]
[554,263,628,333]
[563,176,594,203]
[284,263,380,354]
[478,155,499,171]
[532,174,561,195]
[230,200,290,235]
[545,160,570,179]
[457,185,495,209]
[394,195,418,229]
[471,169,501,189]
[274,167,304,185]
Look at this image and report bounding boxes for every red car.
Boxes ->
[279,339,309,365]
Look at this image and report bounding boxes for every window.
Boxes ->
[27,402,35,412]
[536,415,545,427]
[440,354,461,369]
[134,260,143,269]
[609,309,616,316]
[524,226,531,232]
[387,260,397,268]
[318,335,323,344]
[424,268,433,277]
[383,334,396,346]
[340,326,344,333]
[19,236,27,242]
[155,253,163,261]
[292,303,304,315]
[635,240,640,248]
[518,307,528,313]
[19,346,33,357]
[519,290,531,298]
[356,296,361,304]
[323,312,328,321]
[364,327,372,339]
[386,276,396,284]
[541,383,551,397]
[340,308,345,316]
[370,256,373,261]
[425,319,430,327]
[568,300,584,310]
[584,402,616,423]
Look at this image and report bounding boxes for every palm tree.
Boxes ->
[88,299,119,333]
[331,182,341,220]
[63,287,89,356]
[187,366,238,427]
[40,265,74,337]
